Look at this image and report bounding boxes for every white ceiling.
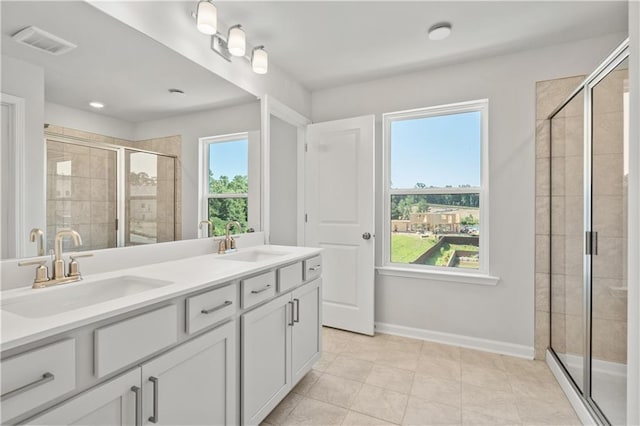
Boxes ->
[1,1,255,123]
[215,1,628,90]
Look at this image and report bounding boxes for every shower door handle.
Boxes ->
[585,231,598,255]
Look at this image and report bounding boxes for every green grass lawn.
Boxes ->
[422,243,479,268]
[390,234,438,263]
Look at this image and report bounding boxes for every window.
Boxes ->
[201,133,250,236]
[382,100,489,275]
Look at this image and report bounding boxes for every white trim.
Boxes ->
[375,321,533,359]
[381,99,490,276]
[1,93,26,258]
[557,352,627,378]
[376,266,499,286]
[546,350,598,426]
[261,95,311,246]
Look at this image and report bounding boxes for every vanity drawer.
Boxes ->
[94,305,177,378]
[241,271,276,309]
[1,339,76,423]
[186,284,237,334]
[303,255,322,281]
[278,262,302,293]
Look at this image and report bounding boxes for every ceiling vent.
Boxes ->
[11,26,77,55]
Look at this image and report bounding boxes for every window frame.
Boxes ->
[199,132,256,236]
[381,99,492,280]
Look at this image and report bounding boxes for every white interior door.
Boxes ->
[305,115,375,335]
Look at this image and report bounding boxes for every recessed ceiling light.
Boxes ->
[428,23,452,41]
[89,101,104,109]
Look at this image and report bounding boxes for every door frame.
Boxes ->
[260,95,311,245]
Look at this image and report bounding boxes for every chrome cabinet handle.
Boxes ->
[309,265,321,271]
[1,372,54,401]
[288,301,295,326]
[131,385,142,426]
[148,376,159,423]
[251,284,271,294]
[293,298,300,323]
[201,300,232,314]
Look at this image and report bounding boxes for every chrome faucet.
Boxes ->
[218,221,242,254]
[199,220,214,238]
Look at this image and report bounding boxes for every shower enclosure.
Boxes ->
[548,40,629,425]
[46,136,177,252]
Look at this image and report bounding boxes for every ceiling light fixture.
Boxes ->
[193,1,268,74]
[196,0,217,35]
[251,46,268,75]
[428,23,452,41]
[89,101,104,109]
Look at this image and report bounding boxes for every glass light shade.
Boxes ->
[196,1,217,35]
[227,26,246,57]
[252,47,268,74]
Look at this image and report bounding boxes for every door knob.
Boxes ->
[362,232,372,240]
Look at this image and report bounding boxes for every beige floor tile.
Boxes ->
[326,355,374,382]
[461,383,520,422]
[415,355,461,381]
[324,326,357,341]
[508,376,565,403]
[385,338,423,355]
[376,349,420,371]
[324,334,351,354]
[282,396,349,426]
[411,374,461,408]
[461,410,521,425]
[351,384,409,424]
[461,364,512,392]
[293,370,322,395]
[366,364,415,394]
[514,397,580,425]
[307,373,363,408]
[313,351,338,372]
[460,348,506,371]
[402,396,462,426]
[264,392,305,425]
[421,341,461,361]
[501,357,554,381]
[343,340,387,362]
[342,410,399,426]
[352,332,390,344]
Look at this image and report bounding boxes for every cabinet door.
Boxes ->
[141,321,236,426]
[291,279,322,384]
[26,368,140,426]
[241,293,292,426]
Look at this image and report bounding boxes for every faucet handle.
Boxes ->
[68,253,93,277]
[68,253,94,260]
[18,259,50,286]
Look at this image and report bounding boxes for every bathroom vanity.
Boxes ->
[0,245,322,425]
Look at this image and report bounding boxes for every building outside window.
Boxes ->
[382,99,489,274]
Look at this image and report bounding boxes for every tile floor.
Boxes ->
[262,327,581,426]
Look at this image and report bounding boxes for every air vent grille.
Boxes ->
[11,26,76,55]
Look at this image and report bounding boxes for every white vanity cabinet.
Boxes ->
[241,277,321,426]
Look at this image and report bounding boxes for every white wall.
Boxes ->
[44,102,136,141]
[1,55,45,257]
[269,115,298,245]
[311,32,627,350]
[134,101,261,240]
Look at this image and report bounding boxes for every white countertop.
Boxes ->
[0,245,321,352]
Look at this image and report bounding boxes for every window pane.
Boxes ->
[390,193,480,269]
[390,111,481,189]
[208,197,248,236]
[209,139,248,194]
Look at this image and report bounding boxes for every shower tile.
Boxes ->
[565,314,584,356]
[91,201,110,224]
[592,153,623,196]
[592,318,627,364]
[91,179,108,201]
[592,69,627,115]
[550,236,565,274]
[550,312,565,353]
[563,236,583,277]
[592,237,624,279]
[550,274,565,314]
[71,177,91,201]
[535,273,549,313]
[535,158,550,197]
[535,235,550,274]
[593,111,624,155]
[535,120,550,159]
[71,201,91,224]
[62,140,91,155]
[563,116,584,158]
[535,197,550,236]
[563,156,583,196]
[90,224,109,249]
[90,155,110,180]
[70,154,91,178]
[549,196,564,236]
[593,196,623,238]
[535,77,584,120]
[564,275,583,317]
[550,117,565,158]
[563,196,583,237]
[592,278,627,321]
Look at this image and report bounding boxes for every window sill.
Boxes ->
[376,266,500,286]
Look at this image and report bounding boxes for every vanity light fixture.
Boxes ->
[196,0,217,35]
[251,46,268,75]
[227,25,246,57]
[428,22,452,41]
[89,101,104,109]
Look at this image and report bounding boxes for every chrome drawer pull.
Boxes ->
[293,298,300,323]
[251,284,271,294]
[288,301,295,326]
[131,385,142,426]
[309,265,321,271]
[148,376,159,423]
[201,300,233,314]
[1,372,55,401]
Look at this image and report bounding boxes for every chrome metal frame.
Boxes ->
[547,37,629,426]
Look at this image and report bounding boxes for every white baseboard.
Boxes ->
[546,350,596,426]
[374,322,534,359]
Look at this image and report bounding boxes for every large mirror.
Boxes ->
[1,1,261,259]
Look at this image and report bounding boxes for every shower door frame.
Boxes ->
[45,133,178,248]
[547,38,629,426]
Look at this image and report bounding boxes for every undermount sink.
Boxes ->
[2,276,173,318]
[221,249,289,262]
